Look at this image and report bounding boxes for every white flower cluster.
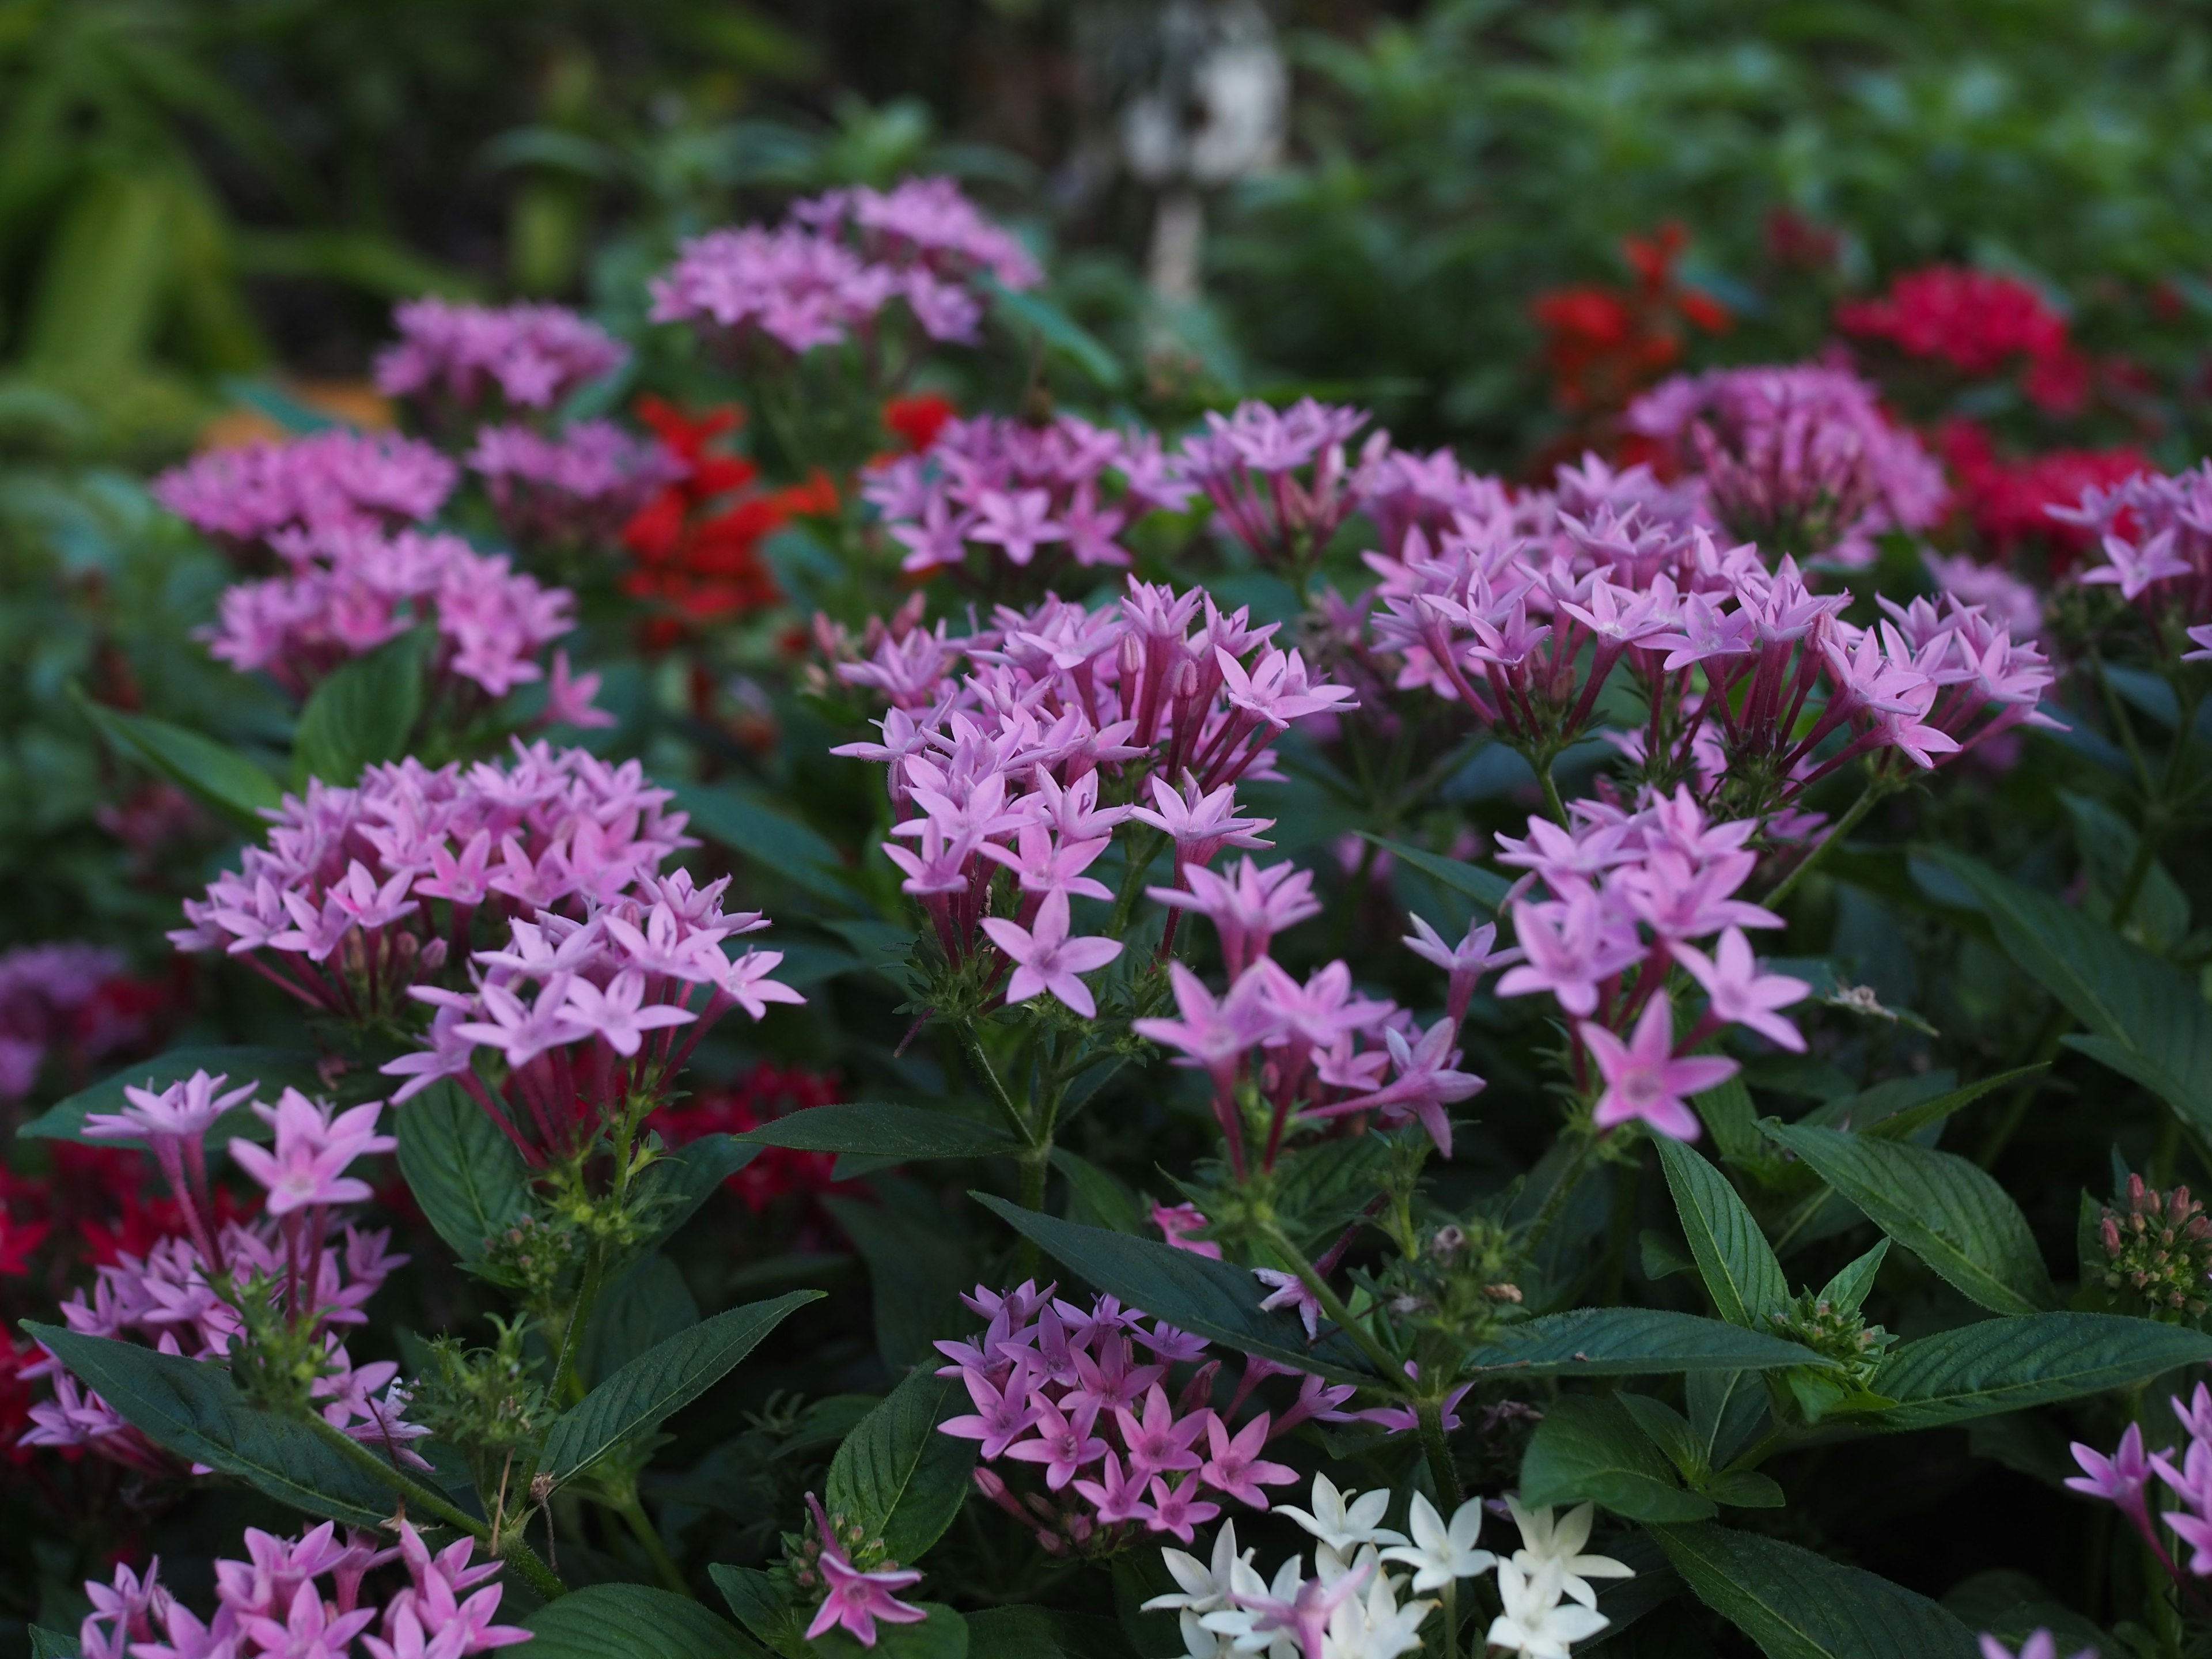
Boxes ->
[1146,1474,1631,1659]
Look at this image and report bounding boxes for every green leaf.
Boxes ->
[824,1194,975,1369]
[1465,1308,1825,1378]
[812,1606,968,1659]
[21,1325,395,1525]
[1860,1068,2046,1143]
[1687,1370,1768,1469]
[971,1195,1381,1384]
[1051,1149,1147,1234]
[1692,1075,1768,1169]
[986,278,1123,389]
[674,782,855,907]
[19,1047,323,1145]
[1654,1138,1788,1329]
[825,1365,977,1563]
[2062,790,2190,951]
[636,1136,762,1252]
[1521,1395,1717,1522]
[736,1103,1018,1161]
[1702,1469,1786,1508]
[1928,850,2212,1131]
[1762,1120,2057,1316]
[524,1584,764,1659]
[967,1608,1138,1659]
[541,1291,821,1484]
[582,1255,700,1390]
[710,1564,808,1653]
[1363,834,1512,911]
[1872,1313,2212,1431]
[1817,1240,1889,1316]
[73,689,284,826]
[1616,1393,1708,1483]
[292,630,427,787]
[394,1082,531,1266]
[1942,1569,2111,1659]
[28,1627,82,1659]
[1653,1522,1979,1657]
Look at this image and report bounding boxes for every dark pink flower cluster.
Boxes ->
[22,1071,417,1472]
[202,525,590,706]
[376,297,628,414]
[1486,790,1807,1140]
[1626,364,1946,566]
[650,177,1037,356]
[827,579,1353,993]
[1180,399,1382,570]
[153,431,458,558]
[467,420,685,554]
[79,1518,527,1659]
[0,941,139,1100]
[171,745,695,1026]
[862,413,1193,575]
[937,1281,1344,1552]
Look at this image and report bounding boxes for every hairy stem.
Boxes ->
[1415,1395,1461,1508]
[612,1485,692,1599]
[1762,779,1884,912]
[1257,1222,1403,1383]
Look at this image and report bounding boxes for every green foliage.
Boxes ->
[1653,1522,1982,1657]
[524,1585,764,1659]
[824,1367,976,1565]
[395,1080,533,1266]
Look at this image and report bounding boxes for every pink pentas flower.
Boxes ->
[378,296,627,411]
[1199,1412,1297,1508]
[1006,1393,1111,1490]
[979,889,1123,1017]
[802,1493,927,1648]
[84,1069,258,1144]
[1129,775,1276,870]
[1580,993,1734,1141]
[1252,1269,1322,1340]
[1402,914,1521,1025]
[228,1092,393,1217]
[1153,1202,1222,1259]
[1674,928,1810,1051]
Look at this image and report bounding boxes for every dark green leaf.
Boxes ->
[292,630,427,787]
[542,1291,821,1484]
[986,278,1123,389]
[1928,851,2212,1131]
[674,783,855,907]
[967,1608,1138,1659]
[1941,1570,2111,1659]
[1692,1075,1768,1169]
[21,1325,395,1525]
[2062,790,2190,951]
[637,1136,760,1252]
[20,1047,322,1145]
[1655,1138,1787,1329]
[1872,1313,2212,1431]
[1817,1240,1888,1316]
[73,690,283,825]
[825,1366,976,1563]
[582,1255,700,1389]
[710,1565,806,1652]
[524,1584,763,1659]
[1702,1469,1786,1508]
[1687,1370,1768,1470]
[1051,1149,1147,1234]
[1653,1522,1979,1657]
[736,1103,1018,1161]
[1617,1393,1707,1483]
[1762,1121,2056,1316]
[28,1628,82,1659]
[1860,1067,2046,1143]
[972,1195,1381,1384]
[1363,835,1512,911]
[824,1195,975,1369]
[1521,1395,1717,1522]
[1465,1308,1824,1378]
[394,1082,531,1266]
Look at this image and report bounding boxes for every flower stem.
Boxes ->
[1440,1578,1460,1659]
[1762,778,1883,912]
[1537,755,1570,829]
[1415,1395,1461,1507]
[612,1484,692,1599]
[1257,1222,1403,1384]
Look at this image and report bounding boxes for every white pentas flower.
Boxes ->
[1380,1492,1497,1591]
[1330,1565,1434,1659]
[1147,1522,1255,1659]
[1487,1560,1611,1658]
[1278,1472,1409,1552]
[1504,1498,1634,1609]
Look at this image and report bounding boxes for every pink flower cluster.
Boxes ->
[2054,460,2212,621]
[937,1281,1346,1553]
[827,578,1353,995]
[651,177,1038,356]
[376,296,628,414]
[2067,1385,2212,1597]
[1627,364,1946,566]
[153,431,458,558]
[172,745,695,1026]
[467,420,685,554]
[0,941,139,1100]
[79,1518,528,1659]
[203,525,588,705]
[385,868,802,1164]
[22,1071,419,1472]
[1486,789,1808,1140]
[861,413,1193,575]
[1180,399,1381,571]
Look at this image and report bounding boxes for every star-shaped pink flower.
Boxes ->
[979,890,1123,1018]
[1580,991,1736,1141]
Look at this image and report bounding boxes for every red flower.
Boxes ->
[1531,223,1729,421]
[1838,266,2071,378]
[653,1062,845,1214]
[621,398,794,636]
[1938,418,2152,566]
[0,1209,47,1276]
[0,1338,36,1464]
[882,394,956,454]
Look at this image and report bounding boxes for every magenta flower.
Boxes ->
[1153,1201,1223,1260]
[1978,1635,2097,1659]
[1005,1394,1109,1490]
[1144,1475,1224,1545]
[2081,530,2191,601]
[1673,927,1811,1051]
[84,1069,258,1144]
[228,1092,394,1216]
[979,890,1123,1017]
[1115,1384,1210,1481]
[941,1363,1043,1459]
[1151,858,1321,976]
[1199,1412,1297,1507]
[1128,775,1277,869]
[1581,994,1734,1141]
[1402,914,1521,1025]
[1072,1450,1153,1525]
[1496,889,1643,1018]
[1252,1268,1323,1340]
[560,969,696,1058]
[967,488,1067,567]
[804,1497,927,1648]
[2066,1423,2159,1533]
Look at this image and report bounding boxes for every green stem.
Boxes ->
[612,1486,692,1599]
[1763,779,1884,912]
[1439,1579,1460,1659]
[1107,829,1168,940]
[959,1020,1035,1149]
[1537,755,1570,829]
[552,1247,605,1409]
[1257,1222,1402,1381]
[1415,1395,1461,1508]
[305,1414,569,1601]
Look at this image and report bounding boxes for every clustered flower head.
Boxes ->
[862,412,1194,576]
[2053,460,2212,627]
[790,1491,927,1647]
[78,1518,528,1659]
[1362,452,2054,820]
[468,420,686,555]
[651,176,1037,357]
[1837,265,2088,411]
[1627,363,1946,566]
[1147,1487,1631,1659]
[938,1281,1317,1553]
[2095,1174,2212,1321]
[1486,788,1815,1140]
[376,296,628,415]
[2069,1383,2212,1600]
[202,524,591,709]
[0,941,145,1101]
[22,1070,419,1473]
[827,575,1352,999]
[172,744,696,1027]
[1180,399,1382,573]
[153,431,459,559]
